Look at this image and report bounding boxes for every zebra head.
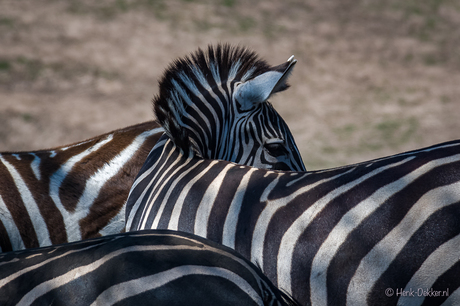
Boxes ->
[154,44,305,171]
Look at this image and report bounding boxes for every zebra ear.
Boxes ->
[234,56,297,111]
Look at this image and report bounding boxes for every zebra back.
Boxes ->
[0,230,299,306]
[0,121,163,252]
[126,134,460,306]
[153,44,305,171]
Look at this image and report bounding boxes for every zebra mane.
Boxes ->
[153,44,273,155]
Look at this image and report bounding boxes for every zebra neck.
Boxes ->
[154,135,197,167]
[174,109,235,160]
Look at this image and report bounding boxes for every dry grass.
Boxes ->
[1,0,460,169]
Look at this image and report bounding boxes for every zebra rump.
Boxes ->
[0,230,298,306]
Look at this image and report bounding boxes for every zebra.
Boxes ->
[0,44,305,252]
[126,103,460,303]
[151,44,305,172]
[0,121,164,252]
[0,229,299,306]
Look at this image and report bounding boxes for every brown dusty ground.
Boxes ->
[1,0,460,170]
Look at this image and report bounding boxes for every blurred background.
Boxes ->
[1,0,459,170]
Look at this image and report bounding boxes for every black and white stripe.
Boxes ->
[0,230,299,306]
[152,44,305,172]
[126,134,460,306]
[0,121,163,252]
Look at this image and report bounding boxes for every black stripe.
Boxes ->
[235,169,280,260]
[175,161,230,233]
[0,219,12,252]
[206,165,252,244]
[0,159,39,249]
[153,158,210,230]
[369,203,460,305]
[422,260,460,306]
[125,140,167,222]
[0,230,296,306]
[325,159,460,306]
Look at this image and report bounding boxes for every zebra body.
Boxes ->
[0,121,163,252]
[0,230,298,306]
[126,134,460,306]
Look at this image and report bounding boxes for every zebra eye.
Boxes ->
[264,142,287,157]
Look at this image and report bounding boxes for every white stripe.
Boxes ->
[140,151,190,230]
[98,204,126,236]
[0,242,103,288]
[132,231,272,290]
[222,167,257,249]
[125,164,162,231]
[277,157,414,295]
[125,139,168,230]
[128,137,167,192]
[347,177,460,306]
[286,172,311,187]
[251,168,353,269]
[0,195,25,251]
[250,174,281,266]
[228,60,241,81]
[171,78,211,147]
[16,244,193,306]
[331,142,460,176]
[66,128,161,241]
[398,234,460,306]
[91,266,264,306]
[228,119,250,162]
[49,134,113,242]
[441,287,460,306]
[29,153,41,181]
[206,61,229,150]
[209,62,221,85]
[0,156,52,247]
[166,161,212,231]
[194,163,234,237]
[177,71,224,155]
[190,66,212,90]
[242,67,256,82]
[17,240,265,306]
[49,127,162,243]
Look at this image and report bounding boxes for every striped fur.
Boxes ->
[0,230,299,306]
[153,44,305,171]
[127,134,460,306]
[0,121,163,252]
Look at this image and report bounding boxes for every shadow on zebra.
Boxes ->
[0,230,300,306]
